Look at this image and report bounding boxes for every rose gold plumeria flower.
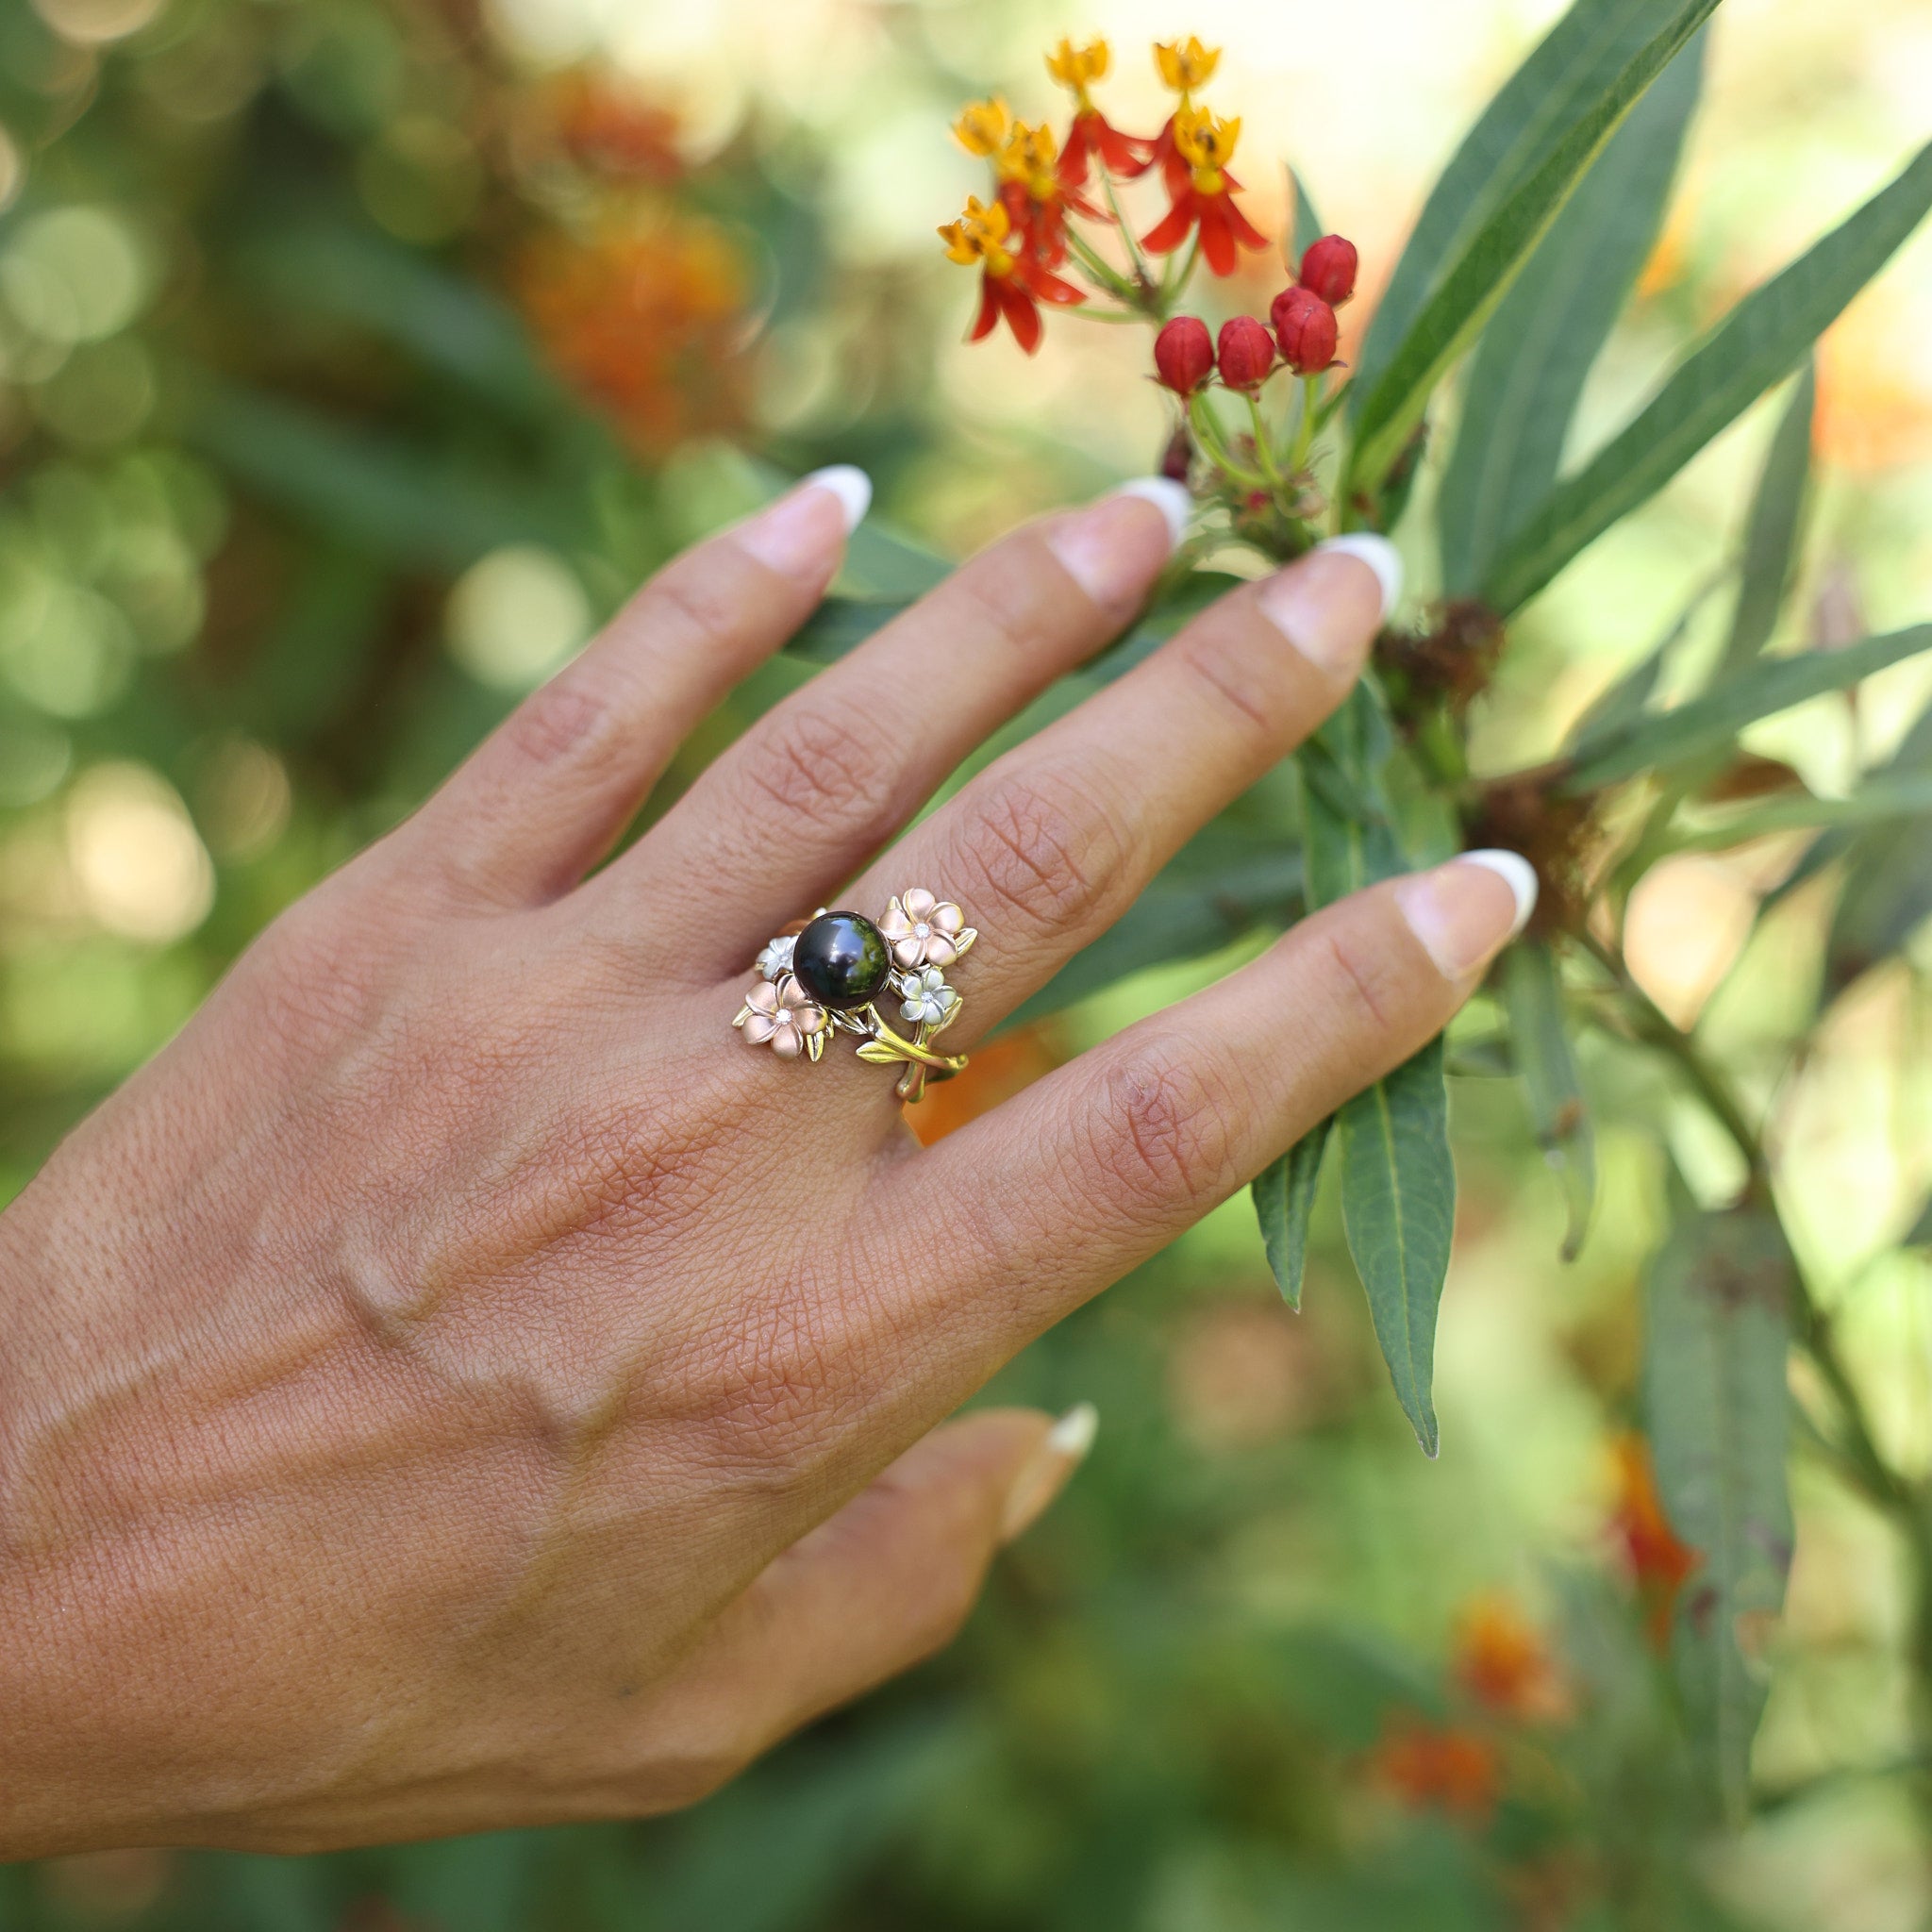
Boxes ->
[734,975,827,1060]
[880,889,976,971]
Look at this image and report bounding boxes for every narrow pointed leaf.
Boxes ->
[1348,0,1721,496]
[1296,683,1454,1453]
[1339,1040,1456,1456]
[1564,569,1729,756]
[1500,941,1597,1258]
[1564,624,1932,791]
[1644,1205,1794,1824]
[1254,1116,1332,1311]
[1288,165,1326,266]
[1824,819,1932,995]
[1484,141,1932,615]
[1718,360,1816,675]
[1354,0,1702,417]
[1439,37,1704,592]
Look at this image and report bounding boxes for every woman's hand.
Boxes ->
[0,471,1529,1857]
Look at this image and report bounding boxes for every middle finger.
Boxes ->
[843,537,1398,1041]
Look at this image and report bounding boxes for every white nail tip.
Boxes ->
[1316,533,1404,623]
[1045,1400,1099,1460]
[1113,476,1193,552]
[1459,849,1539,938]
[803,464,873,535]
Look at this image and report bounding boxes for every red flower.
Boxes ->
[1271,286,1339,373]
[1452,1595,1571,1725]
[1298,233,1359,307]
[1155,316,1214,393]
[1046,38,1152,186]
[1371,1717,1502,1824]
[1141,108,1268,277]
[1216,315,1274,391]
[939,195,1083,356]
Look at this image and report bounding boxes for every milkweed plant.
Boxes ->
[794,4,1932,1829]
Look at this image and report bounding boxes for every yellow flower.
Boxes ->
[1174,105,1241,190]
[995,119,1060,198]
[938,193,1013,274]
[1155,36,1220,95]
[1046,36,1109,103]
[953,96,1009,158]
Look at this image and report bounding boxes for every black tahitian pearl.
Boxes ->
[791,910,891,1010]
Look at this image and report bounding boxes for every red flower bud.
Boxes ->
[1297,233,1358,307]
[1270,286,1339,375]
[1153,315,1213,394]
[1216,314,1275,391]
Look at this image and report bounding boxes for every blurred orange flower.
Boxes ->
[1371,1715,1502,1823]
[1452,1594,1571,1724]
[1607,1431,1700,1650]
[548,71,683,180]
[516,218,749,454]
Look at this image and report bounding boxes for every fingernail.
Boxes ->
[1395,850,1538,978]
[1316,533,1404,622]
[1112,475,1192,549]
[1257,547,1383,679]
[735,466,872,580]
[998,1401,1098,1544]
[1047,480,1186,616]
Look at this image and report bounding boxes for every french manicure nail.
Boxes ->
[803,463,873,534]
[735,466,872,579]
[1396,850,1538,978]
[1047,481,1187,615]
[998,1401,1099,1544]
[1257,546,1383,679]
[1316,532,1404,623]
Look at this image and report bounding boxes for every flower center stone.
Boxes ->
[792,910,891,1009]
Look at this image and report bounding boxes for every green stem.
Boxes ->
[1064,227,1136,302]
[1289,375,1322,473]
[1187,391,1266,492]
[1244,393,1284,492]
[1100,173,1153,296]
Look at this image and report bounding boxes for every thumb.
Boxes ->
[647,1405,1097,1771]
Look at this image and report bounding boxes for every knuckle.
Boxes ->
[1086,1040,1246,1217]
[646,555,754,652]
[1171,625,1291,742]
[1319,921,1407,1036]
[741,697,907,851]
[501,675,611,773]
[951,769,1133,935]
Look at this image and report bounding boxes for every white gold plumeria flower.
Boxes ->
[756,934,796,981]
[735,974,826,1060]
[880,888,975,971]
[898,965,958,1029]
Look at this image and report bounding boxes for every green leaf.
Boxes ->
[787,594,913,665]
[1563,567,1729,755]
[1906,1197,1932,1249]
[1823,809,1932,995]
[1674,772,1932,848]
[1563,624,1932,791]
[1484,140,1932,615]
[1439,34,1704,593]
[1348,0,1720,496]
[1339,1039,1457,1457]
[1644,1204,1794,1825]
[1355,0,1703,420]
[1254,1116,1332,1311]
[1500,941,1597,1258]
[1296,683,1453,1453]
[1288,164,1326,266]
[1718,360,1816,676]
